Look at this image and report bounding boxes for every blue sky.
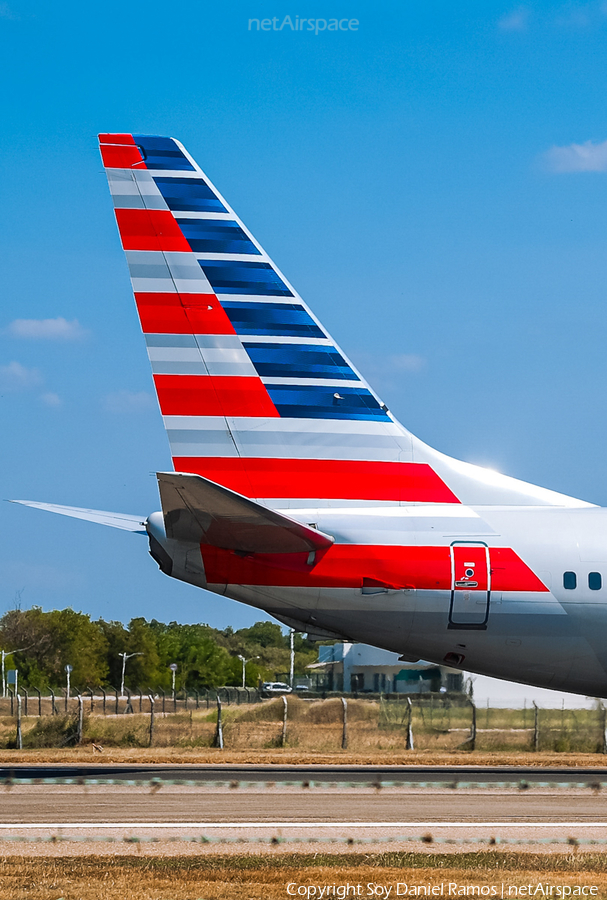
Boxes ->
[2,0,607,630]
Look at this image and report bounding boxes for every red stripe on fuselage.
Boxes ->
[135,293,236,335]
[489,547,548,592]
[201,544,549,592]
[115,209,191,252]
[155,375,280,418]
[172,457,461,503]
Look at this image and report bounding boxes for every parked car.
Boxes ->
[261,681,292,694]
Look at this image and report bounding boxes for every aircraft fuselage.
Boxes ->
[152,504,607,697]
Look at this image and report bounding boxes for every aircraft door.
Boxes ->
[448,542,491,630]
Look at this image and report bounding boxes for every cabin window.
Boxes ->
[589,572,602,591]
[563,571,577,590]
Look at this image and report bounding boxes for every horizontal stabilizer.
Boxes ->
[9,500,147,533]
[157,472,334,554]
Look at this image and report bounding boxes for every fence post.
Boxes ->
[533,702,540,751]
[341,696,348,750]
[9,689,13,717]
[88,688,94,712]
[214,696,224,749]
[138,689,143,713]
[23,689,28,717]
[34,688,41,717]
[77,695,83,744]
[463,698,476,751]
[125,689,133,714]
[115,688,119,716]
[148,695,155,747]
[50,689,56,716]
[160,689,165,715]
[406,696,414,750]
[281,695,288,747]
[16,693,22,750]
[101,688,106,716]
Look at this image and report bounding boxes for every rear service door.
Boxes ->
[448,542,491,629]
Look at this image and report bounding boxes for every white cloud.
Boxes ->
[543,139,607,172]
[554,6,592,28]
[0,361,43,391]
[40,391,62,408]
[6,317,89,340]
[390,354,426,373]
[498,7,529,30]
[0,362,62,406]
[102,390,155,414]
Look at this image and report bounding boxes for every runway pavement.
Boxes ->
[1,780,606,825]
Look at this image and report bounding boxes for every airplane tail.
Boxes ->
[99,133,591,510]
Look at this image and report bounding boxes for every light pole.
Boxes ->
[2,648,28,698]
[119,652,143,698]
[65,664,72,702]
[237,655,259,689]
[289,629,295,689]
[169,663,178,698]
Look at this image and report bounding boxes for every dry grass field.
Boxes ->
[0,744,606,766]
[2,851,607,900]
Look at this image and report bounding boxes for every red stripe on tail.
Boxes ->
[100,146,144,168]
[135,293,236,335]
[115,209,191,252]
[155,375,280,418]
[171,457,461,503]
[98,134,136,145]
[98,133,145,169]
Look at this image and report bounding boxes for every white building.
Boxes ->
[308,643,463,694]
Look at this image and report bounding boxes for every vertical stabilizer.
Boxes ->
[99,133,591,510]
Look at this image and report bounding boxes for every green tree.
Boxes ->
[149,621,236,690]
[0,607,108,689]
[0,608,318,692]
[98,618,161,691]
[124,618,161,689]
[97,619,129,687]
[234,621,284,648]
